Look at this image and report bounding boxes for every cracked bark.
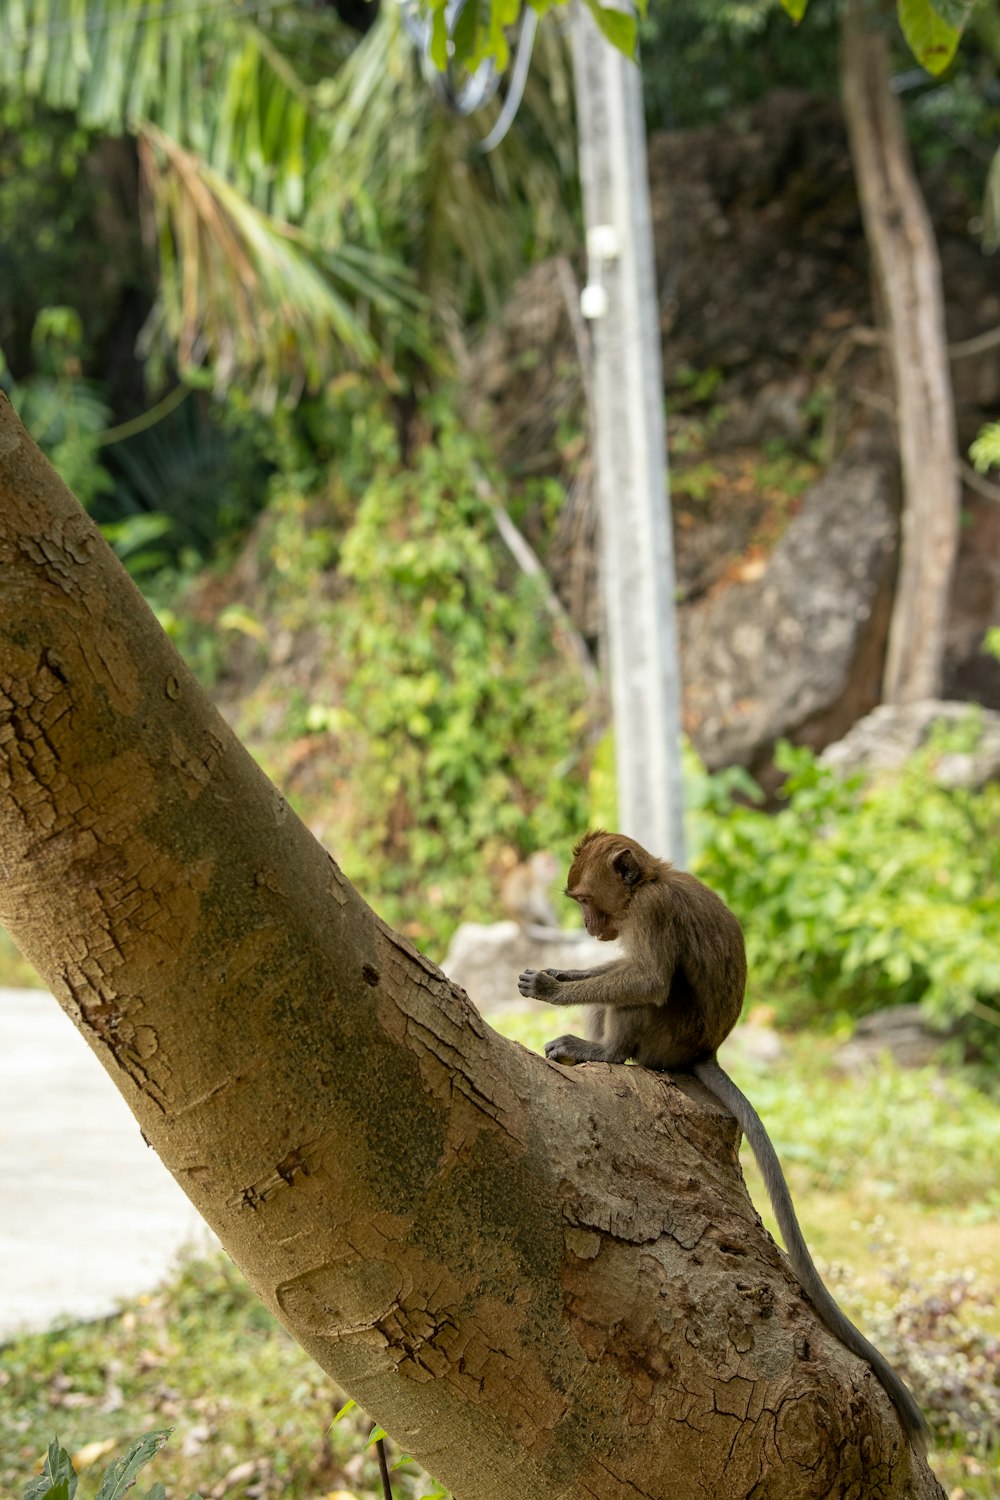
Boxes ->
[0,396,945,1499]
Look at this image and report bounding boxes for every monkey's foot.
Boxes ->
[545,1034,603,1065]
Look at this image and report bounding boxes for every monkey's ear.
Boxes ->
[612,848,644,887]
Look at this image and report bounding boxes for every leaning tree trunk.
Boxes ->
[0,396,944,1499]
[841,0,961,705]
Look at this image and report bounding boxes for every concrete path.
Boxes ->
[0,988,214,1341]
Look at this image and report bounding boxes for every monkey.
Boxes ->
[518,829,930,1453]
[500,849,564,938]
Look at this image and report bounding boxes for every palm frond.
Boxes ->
[1,0,331,220]
[138,121,429,405]
[1,0,577,392]
[312,5,577,314]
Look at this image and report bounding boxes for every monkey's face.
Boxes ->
[564,869,621,940]
[574,897,620,941]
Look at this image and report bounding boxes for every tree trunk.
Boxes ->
[841,0,961,704]
[0,396,945,1499]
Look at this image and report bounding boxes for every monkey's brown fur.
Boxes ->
[518,829,929,1452]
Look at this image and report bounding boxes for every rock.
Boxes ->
[681,446,896,770]
[719,1023,784,1070]
[442,921,612,1014]
[834,1004,955,1073]
[820,699,1000,788]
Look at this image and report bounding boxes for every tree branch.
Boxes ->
[0,395,944,1499]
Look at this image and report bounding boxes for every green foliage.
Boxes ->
[0,925,43,986]
[22,1439,77,1500]
[0,99,117,348]
[693,731,1000,1047]
[0,0,428,399]
[317,6,576,325]
[22,1432,201,1500]
[672,364,725,408]
[971,420,1000,474]
[99,515,175,580]
[0,1254,421,1499]
[202,385,591,950]
[752,443,819,500]
[1,308,113,509]
[583,0,638,57]
[898,0,978,74]
[732,1047,1000,1211]
[670,461,721,502]
[329,399,589,940]
[98,394,270,563]
[0,0,573,400]
[139,119,427,406]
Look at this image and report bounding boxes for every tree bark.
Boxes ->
[0,395,945,1498]
[841,0,961,705]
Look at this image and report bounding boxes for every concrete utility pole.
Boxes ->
[572,2,686,865]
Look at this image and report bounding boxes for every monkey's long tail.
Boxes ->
[693,1055,930,1454]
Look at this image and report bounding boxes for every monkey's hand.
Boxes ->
[517,967,569,1001]
[545,1034,605,1065]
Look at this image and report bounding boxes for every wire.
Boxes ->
[478,3,537,153]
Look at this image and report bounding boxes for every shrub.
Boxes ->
[314,398,590,945]
[693,732,1000,1051]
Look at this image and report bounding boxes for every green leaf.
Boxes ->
[897,0,971,73]
[24,1485,70,1500]
[368,1425,388,1446]
[779,0,810,19]
[451,0,479,64]
[141,1487,166,1500]
[94,1431,172,1500]
[917,0,977,27]
[332,1399,357,1425]
[430,6,449,70]
[23,1441,77,1500]
[583,0,637,58]
[970,421,1000,474]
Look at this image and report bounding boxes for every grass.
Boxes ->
[0,1255,430,1500]
[2,1004,999,1498]
[0,929,44,990]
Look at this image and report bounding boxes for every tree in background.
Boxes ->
[0,0,575,404]
[840,0,967,704]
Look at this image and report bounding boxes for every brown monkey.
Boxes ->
[500,849,563,936]
[518,829,929,1452]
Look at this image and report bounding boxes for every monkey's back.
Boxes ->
[631,871,747,1069]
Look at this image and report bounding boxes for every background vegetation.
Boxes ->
[2,0,1000,1494]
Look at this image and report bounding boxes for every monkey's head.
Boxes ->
[565,830,664,940]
